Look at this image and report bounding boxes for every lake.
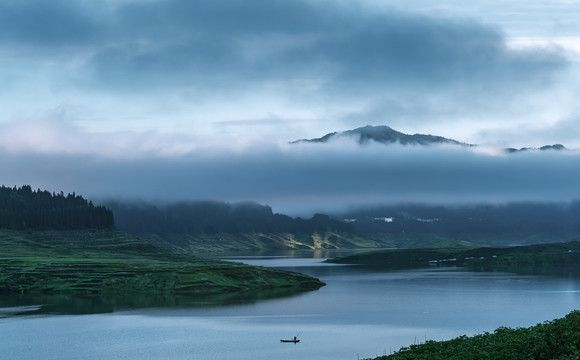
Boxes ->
[1,251,580,360]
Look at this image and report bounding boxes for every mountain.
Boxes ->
[106,200,388,253]
[290,125,472,147]
[338,202,580,248]
[505,144,567,153]
[291,125,569,152]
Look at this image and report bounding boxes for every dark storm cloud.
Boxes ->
[0,0,566,93]
[3,144,579,214]
[93,1,566,92]
[112,0,328,36]
[0,1,98,47]
[87,39,241,89]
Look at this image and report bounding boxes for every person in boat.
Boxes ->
[281,336,300,343]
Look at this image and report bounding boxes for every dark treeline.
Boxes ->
[106,200,354,236]
[0,185,114,229]
[342,202,580,239]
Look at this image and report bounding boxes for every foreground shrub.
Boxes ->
[373,310,580,360]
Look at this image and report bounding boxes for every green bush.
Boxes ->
[372,311,580,360]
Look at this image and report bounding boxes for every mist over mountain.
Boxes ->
[2,184,578,251]
[106,200,353,235]
[505,144,568,153]
[105,200,382,253]
[2,123,577,215]
[291,125,471,147]
[291,125,568,153]
[339,202,580,247]
[105,198,580,251]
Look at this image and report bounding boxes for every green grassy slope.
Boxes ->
[0,229,325,296]
[367,232,580,249]
[327,241,580,271]
[369,310,580,360]
[142,231,391,254]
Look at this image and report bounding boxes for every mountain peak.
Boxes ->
[505,144,568,153]
[291,125,570,153]
[291,125,471,147]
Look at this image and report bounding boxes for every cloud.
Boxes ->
[2,140,579,215]
[0,112,198,158]
[472,114,580,148]
[0,0,570,148]
[91,1,566,98]
[0,0,578,206]
[0,111,291,158]
[0,0,566,95]
[0,1,99,48]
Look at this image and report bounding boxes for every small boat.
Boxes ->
[280,336,300,343]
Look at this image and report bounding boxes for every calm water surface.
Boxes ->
[1,252,580,360]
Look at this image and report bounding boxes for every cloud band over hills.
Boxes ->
[2,140,578,214]
[1,0,580,213]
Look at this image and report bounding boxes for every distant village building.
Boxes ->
[373,217,394,223]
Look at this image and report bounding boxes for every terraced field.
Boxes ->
[0,229,325,297]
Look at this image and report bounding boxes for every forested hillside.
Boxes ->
[0,186,325,303]
[105,200,382,252]
[0,185,114,229]
[108,200,352,235]
[341,202,580,247]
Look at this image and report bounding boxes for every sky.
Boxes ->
[1,0,580,214]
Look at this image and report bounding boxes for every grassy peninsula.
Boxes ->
[369,310,580,360]
[0,228,324,297]
[326,241,580,275]
[0,186,325,312]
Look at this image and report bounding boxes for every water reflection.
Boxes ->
[201,248,389,259]
[2,249,579,319]
[0,287,317,317]
[470,264,580,279]
[2,258,580,360]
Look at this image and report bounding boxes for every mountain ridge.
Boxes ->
[106,200,387,253]
[291,125,568,152]
[290,125,472,147]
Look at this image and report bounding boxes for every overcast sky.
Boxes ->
[1,0,580,214]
